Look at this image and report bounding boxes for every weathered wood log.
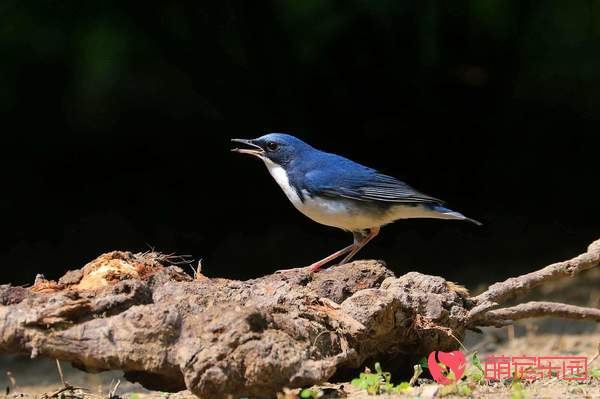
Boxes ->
[0,239,598,398]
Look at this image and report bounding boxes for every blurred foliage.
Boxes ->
[1,0,598,285]
[3,0,600,122]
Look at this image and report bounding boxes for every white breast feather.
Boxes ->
[263,158,302,205]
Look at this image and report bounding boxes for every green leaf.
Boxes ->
[351,378,367,389]
[466,366,483,382]
[472,351,484,374]
[511,380,525,399]
[365,373,380,386]
[383,371,391,383]
[446,370,456,382]
[381,382,393,393]
[457,383,472,396]
[367,384,378,395]
[419,357,429,369]
[300,389,312,398]
[409,364,423,386]
[395,382,411,392]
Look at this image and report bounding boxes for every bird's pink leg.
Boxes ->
[339,227,380,265]
[275,243,355,273]
[275,227,380,273]
[307,243,356,272]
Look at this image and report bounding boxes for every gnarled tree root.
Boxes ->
[0,239,598,398]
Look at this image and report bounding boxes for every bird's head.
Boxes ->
[231,133,312,166]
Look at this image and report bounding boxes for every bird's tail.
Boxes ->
[427,204,482,226]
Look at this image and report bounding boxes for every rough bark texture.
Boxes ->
[0,239,598,398]
[467,238,600,321]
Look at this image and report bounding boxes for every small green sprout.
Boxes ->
[439,381,472,397]
[351,362,411,395]
[409,364,423,386]
[395,382,411,391]
[457,383,473,396]
[300,388,323,398]
[472,352,484,374]
[463,351,484,382]
[511,379,525,399]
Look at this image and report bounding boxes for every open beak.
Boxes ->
[231,138,264,157]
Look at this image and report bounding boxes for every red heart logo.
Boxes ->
[428,350,466,384]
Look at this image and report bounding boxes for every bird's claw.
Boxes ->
[274,266,320,274]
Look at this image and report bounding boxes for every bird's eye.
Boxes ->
[266,141,279,152]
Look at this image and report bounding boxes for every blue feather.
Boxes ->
[426,204,482,226]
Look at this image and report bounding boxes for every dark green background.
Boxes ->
[1,1,598,287]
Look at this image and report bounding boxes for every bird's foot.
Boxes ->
[275,261,333,273]
[274,242,360,274]
[274,266,317,274]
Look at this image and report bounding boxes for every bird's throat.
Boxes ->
[262,158,305,204]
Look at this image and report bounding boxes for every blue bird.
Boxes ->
[231,133,480,272]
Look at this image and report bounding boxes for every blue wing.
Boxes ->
[299,153,442,204]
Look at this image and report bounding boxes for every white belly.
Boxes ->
[262,159,442,231]
[297,195,445,230]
